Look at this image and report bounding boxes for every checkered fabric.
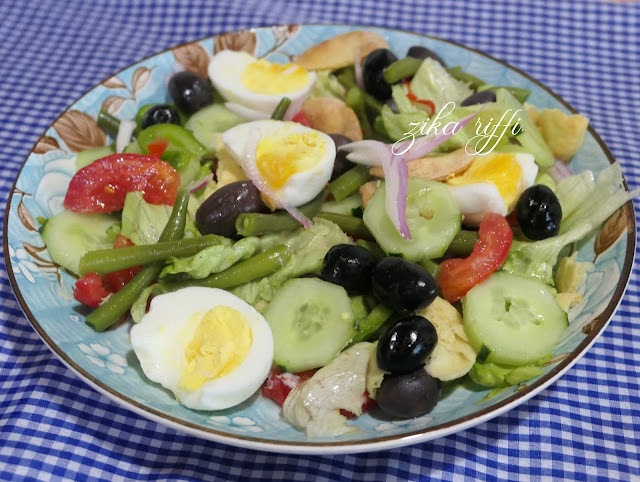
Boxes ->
[1,1,639,480]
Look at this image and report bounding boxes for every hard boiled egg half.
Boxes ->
[130,287,273,411]
[446,152,538,225]
[222,119,336,207]
[208,50,316,114]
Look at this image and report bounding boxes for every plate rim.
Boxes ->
[3,22,637,455]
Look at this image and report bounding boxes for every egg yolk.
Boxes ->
[242,59,310,95]
[447,153,523,208]
[178,306,252,391]
[256,131,325,189]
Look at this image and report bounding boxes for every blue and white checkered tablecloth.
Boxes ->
[1,1,638,480]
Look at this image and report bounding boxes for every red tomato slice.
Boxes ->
[261,368,316,406]
[74,235,142,308]
[101,234,141,293]
[291,111,311,126]
[146,138,169,158]
[63,153,179,213]
[74,272,110,308]
[438,213,513,303]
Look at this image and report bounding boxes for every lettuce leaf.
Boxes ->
[469,360,544,388]
[410,58,473,113]
[231,218,351,308]
[310,70,347,100]
[501,163,638,284]
[121,192,172,245]
[160,236,259,279]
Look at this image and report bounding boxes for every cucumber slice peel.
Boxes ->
[41,210,117,276]
[462,272,568,366]
[363,178,461,262]
[264,278,356,372]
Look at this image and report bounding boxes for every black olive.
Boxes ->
[406,46,447,68]
[377,316,438,374]
[168,71,214,115]
[515,185,563,240]
[328,134,355,181]
[195,180,269,238]
[461,90,497,106]
[362,49,398,101]
[140,104,181,129]
[375,367,441,418]
[372,257,438,315]
[321,244,376,293]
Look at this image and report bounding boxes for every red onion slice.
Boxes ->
[337,140,391,166]
[354,49,365,90]
[382,154,411,239]
[550,159,572,181]
[283,96,306,121]
[188,173,214,193]
[115,119,136,153]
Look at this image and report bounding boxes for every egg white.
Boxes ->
[130,286,274,411]
[222,119,336,207]
[208,50,316,114]
[447,152,538,225]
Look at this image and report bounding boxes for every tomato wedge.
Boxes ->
[101,234,142,292]
[74,272,110,308]
[438,213,513,303]
[63,153,179,213]
[291,111,311,126]
[74,234,141,308]
[261,367,317,406]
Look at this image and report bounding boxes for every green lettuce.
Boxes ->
[310,70,347,100]
[501,163,638,284]
[231,218,351,309]
[121,192,172,245]
[160,236,259,279]
[410,58,473,112]
[469,360,545,388]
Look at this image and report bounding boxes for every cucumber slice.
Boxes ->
[264,278,356,372]
[363,178,461,261]
[320,193,363,216]
[185,103,245,155]
[75,145,114,171]
[41,210,117,275]
[462,272,568,366]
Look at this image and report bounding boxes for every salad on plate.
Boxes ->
[37,30,637,438]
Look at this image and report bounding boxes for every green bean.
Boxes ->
[419,258,440,279]
[445,230,479,258]
[356,239,386,261]
[86,189,189,332]
[79,234,226,275]
[328,164,372,201]
[336,68,357,90]
[350,295,370,322]
[346,86,373,139]
[350,303,393,345]
[270,97,292,120]
[446,67,486,91]
[235,190,327,236]
[383,57,422,84]
[336,69,384,112]
[317,212,373,240]
[97,110,121,137]
[160,244,291,292]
